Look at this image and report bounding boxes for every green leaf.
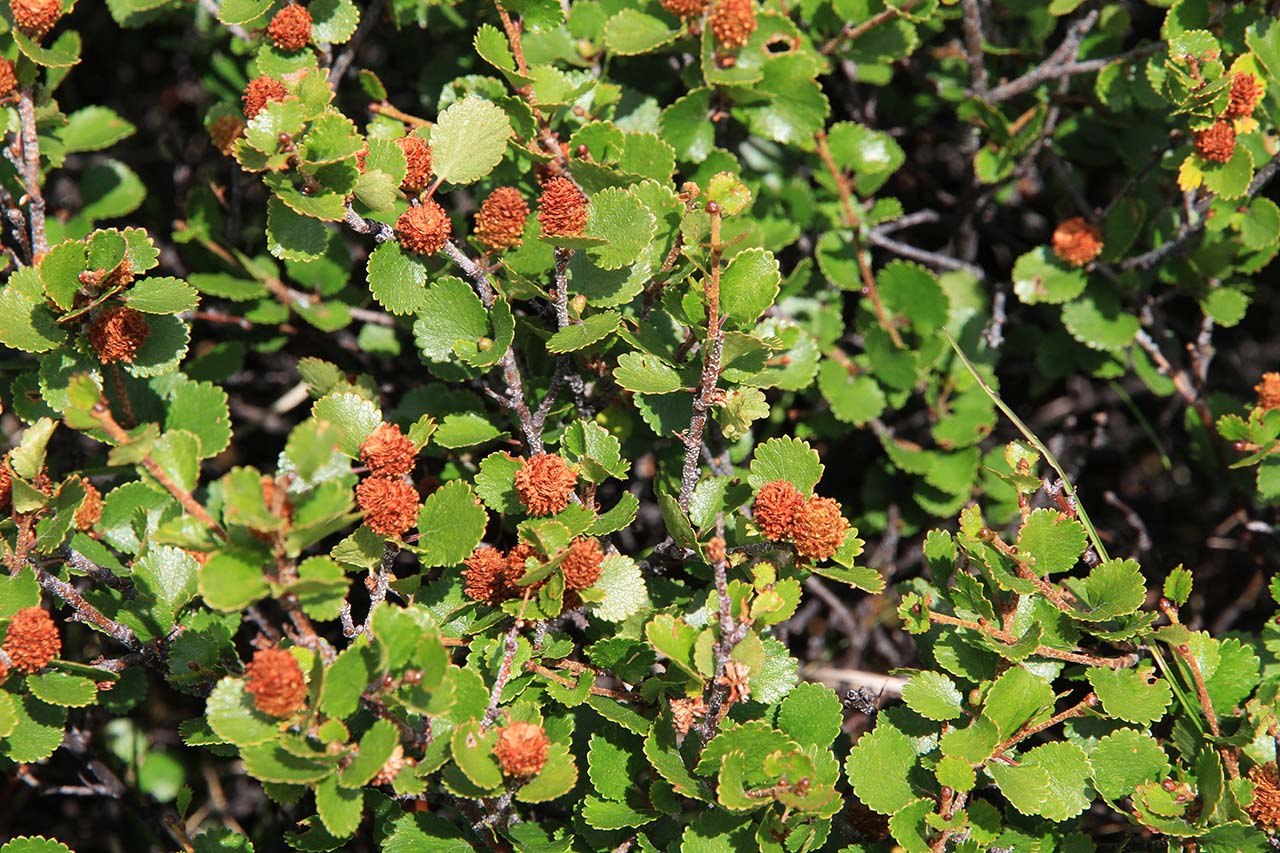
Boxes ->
[546,310,621,354]
[845,722,918,814]
[312,392,381,456]
[818,362,886,426]
[988,760,1051,817]
[416,480,488,568]
[1020,741,1093,820]
[747,436,823,494]
[339,719,400,788]
[429,97,513,185]
[310,0,360,43]
[217,0,272,25]
[1012,247,1087,305]
[613,351,683,395]
[1072,558,1146,621]
[900,671,964,722]
[241,744,332,784]
[719,248,781,327]
[366,241,428,316]
[122,277,199,314]
[413,276,488,361]
[26,672,98,708]
[315,774,364,837]
[320,643,372,720]
[167,379,232,458]
[81,160,147,221]
[1061,284,1140,352]
[1087,665,1172,725]
[58,106,137,154]
[0,268,66,353]
[1090,729,1169,800]
[775,682,842,747]
[1017,509,1087,575]
[450,720,503,791]
[0,839,74,853]
[583,187,657,271]
[1164,565,1193,606]
[199,550,270,611]
[515,742,578,802]
[1200,143,1254,200]
[590,555,649,622]
[982,666,1053,739]
[603,9,678,55]
[267,196,329,263]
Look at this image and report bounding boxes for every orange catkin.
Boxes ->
[1226,72,1264,120]
[494,721,550,777]
[790,496,850,561]
[0,58,18,100]
[396,200,452,255]
[463,546,508,605]
[1194,120,1236,164]
[475,187,530,251]
[561,537,604,591]
[753,480,805,541]
[360,423,417,479]
[708,0,756,50]
[209,114,246,155]
[244,647,308,717]
[505,541,540,589]
[1051,217,1104,268]
[0,459,12,511]
[356,477,420,537]
[537,177,589,238]
[3,607,61,673]
[1256,372,1280,411]
[11,0,62,39]
[514,454,577,516]
[267,3,312,52]
[1248,763,1280,829]
[87,306,151,365]
[661,0,710,18]
[242,76,289,120]
[74,480,103,530]
[397,134,433,195]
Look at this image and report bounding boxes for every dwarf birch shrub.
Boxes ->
[3,0,1280,850]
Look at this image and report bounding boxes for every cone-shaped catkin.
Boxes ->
[243,76,289,120]
[11,0,62,39]
[244,647,308,717]
[1227,73,1264,119]
[463,546,508,604]
[753,480,805,541]
[397,134,433,194]
[0,58,17,99]
[561,537,604,591]
[360,423,417,478]
[1248,764,1280,828]
[1194,120,1236,163]
[3,607,61,673]
[494,721,550,777]
[74,480,103,530]
[514,454,577,516]
[537,177,588,238]
[356,476,420,537]
[709,0,756,50]
[396,201,451,255]
[505,542,540,589]
[661,0,710,18]
[209,114,246,155]
[267,3,312,52]
[790,496,850,561]
[1051,217,1103,268]
[1256,373,1280,411]
[475,187,530,251]
[87,306,151,365]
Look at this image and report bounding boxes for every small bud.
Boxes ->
[477,337,493,351]
[570,294,587,315]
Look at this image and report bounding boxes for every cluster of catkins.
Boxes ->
[752,480,851,561]
[1194,72,1264,164]
[356,423,420,537]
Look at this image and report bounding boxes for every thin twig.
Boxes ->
[17,87,47,258]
